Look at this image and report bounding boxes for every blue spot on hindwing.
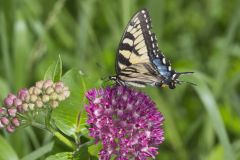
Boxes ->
[153,59,171,78]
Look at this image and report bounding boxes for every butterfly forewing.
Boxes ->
[116,9,153,73]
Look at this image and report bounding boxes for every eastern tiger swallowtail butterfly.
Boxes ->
[109,9,193,89]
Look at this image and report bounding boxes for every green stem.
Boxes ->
[31,121,49,131]
[53,131,76,149]
[78,140,95,149]
[73,140,95,157]
[20,108,76,150]
[45,107,76,149]
[31,121,76,149]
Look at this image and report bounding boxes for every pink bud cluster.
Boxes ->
[0,80,70,133]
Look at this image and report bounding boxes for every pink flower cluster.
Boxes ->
[85,86,164,160]
[0,80,70,133]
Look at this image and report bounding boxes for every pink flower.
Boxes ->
[85,86,164,160]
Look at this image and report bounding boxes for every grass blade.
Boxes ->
[194,73,235,160]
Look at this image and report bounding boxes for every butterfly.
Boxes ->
[109,9,193,89]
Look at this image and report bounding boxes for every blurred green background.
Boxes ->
[0,0,240,160]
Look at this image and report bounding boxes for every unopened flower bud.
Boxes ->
[55,85,63,94]
[8,108,17,117]
[36,80,44,89]
[28,103,35,110]
[18,89,29,100]
[63,86,69,91]
[6,125,15,133]
[16,105,23,113]
[50,101,59,108]
[8,94,17,100]
[63,90,70,98]
[46,87,54,95]
[55,82,64,87]
[24,95,30,102]
[4,97,13,107]
[33,87,42,95]
[22,103,28,111]
[35,100,43,108]
[30,95,38,102]
[12,118,20,127]
[42,95,50,103]
[36,97,41,101]
[43,80,53,89]
[0,108,6,115]
[1,117,9,125]
[50,93,58,100]
[29,87,34,94]
[0,121,4,128]
[13,98,22,107]
[58,93,66,101]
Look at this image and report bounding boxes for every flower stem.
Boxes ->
[31,121,75,149]
[53,131,76,149]
[78,140,95,149]
[45,108,76,149]
[31,121,49,131]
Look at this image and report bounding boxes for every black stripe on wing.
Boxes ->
[116,9,152,73]
[117,63,161,87]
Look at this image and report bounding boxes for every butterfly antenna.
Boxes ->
[175,72,196,86]
[177,80,197,86]
[177,71,194,75]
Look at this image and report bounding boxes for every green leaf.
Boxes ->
[74,146,90,160]
[206,145,224,160]
[88,142,102,157]
[20,142,54,160]
[53,55,62,82]
[52,69,88,137]
[44,55,62,82]
[9,130,32,158]
[233,140,240,160]
[45,152,73,160]
[12,12,33,89]
[0,77,10,100]
[44,63,55,81]
[0,11,13,87]
[0,135,18,160]
[193,73,236,160]
[146,88,188,160]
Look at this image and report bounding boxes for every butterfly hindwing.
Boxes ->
[117,63,160,87]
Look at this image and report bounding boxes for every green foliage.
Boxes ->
[52,69,88,137]
[0,136,18,160]
[44,55,62,82]
[45,152,73,160]
[21,142,54,160]
[0,0,240,159]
